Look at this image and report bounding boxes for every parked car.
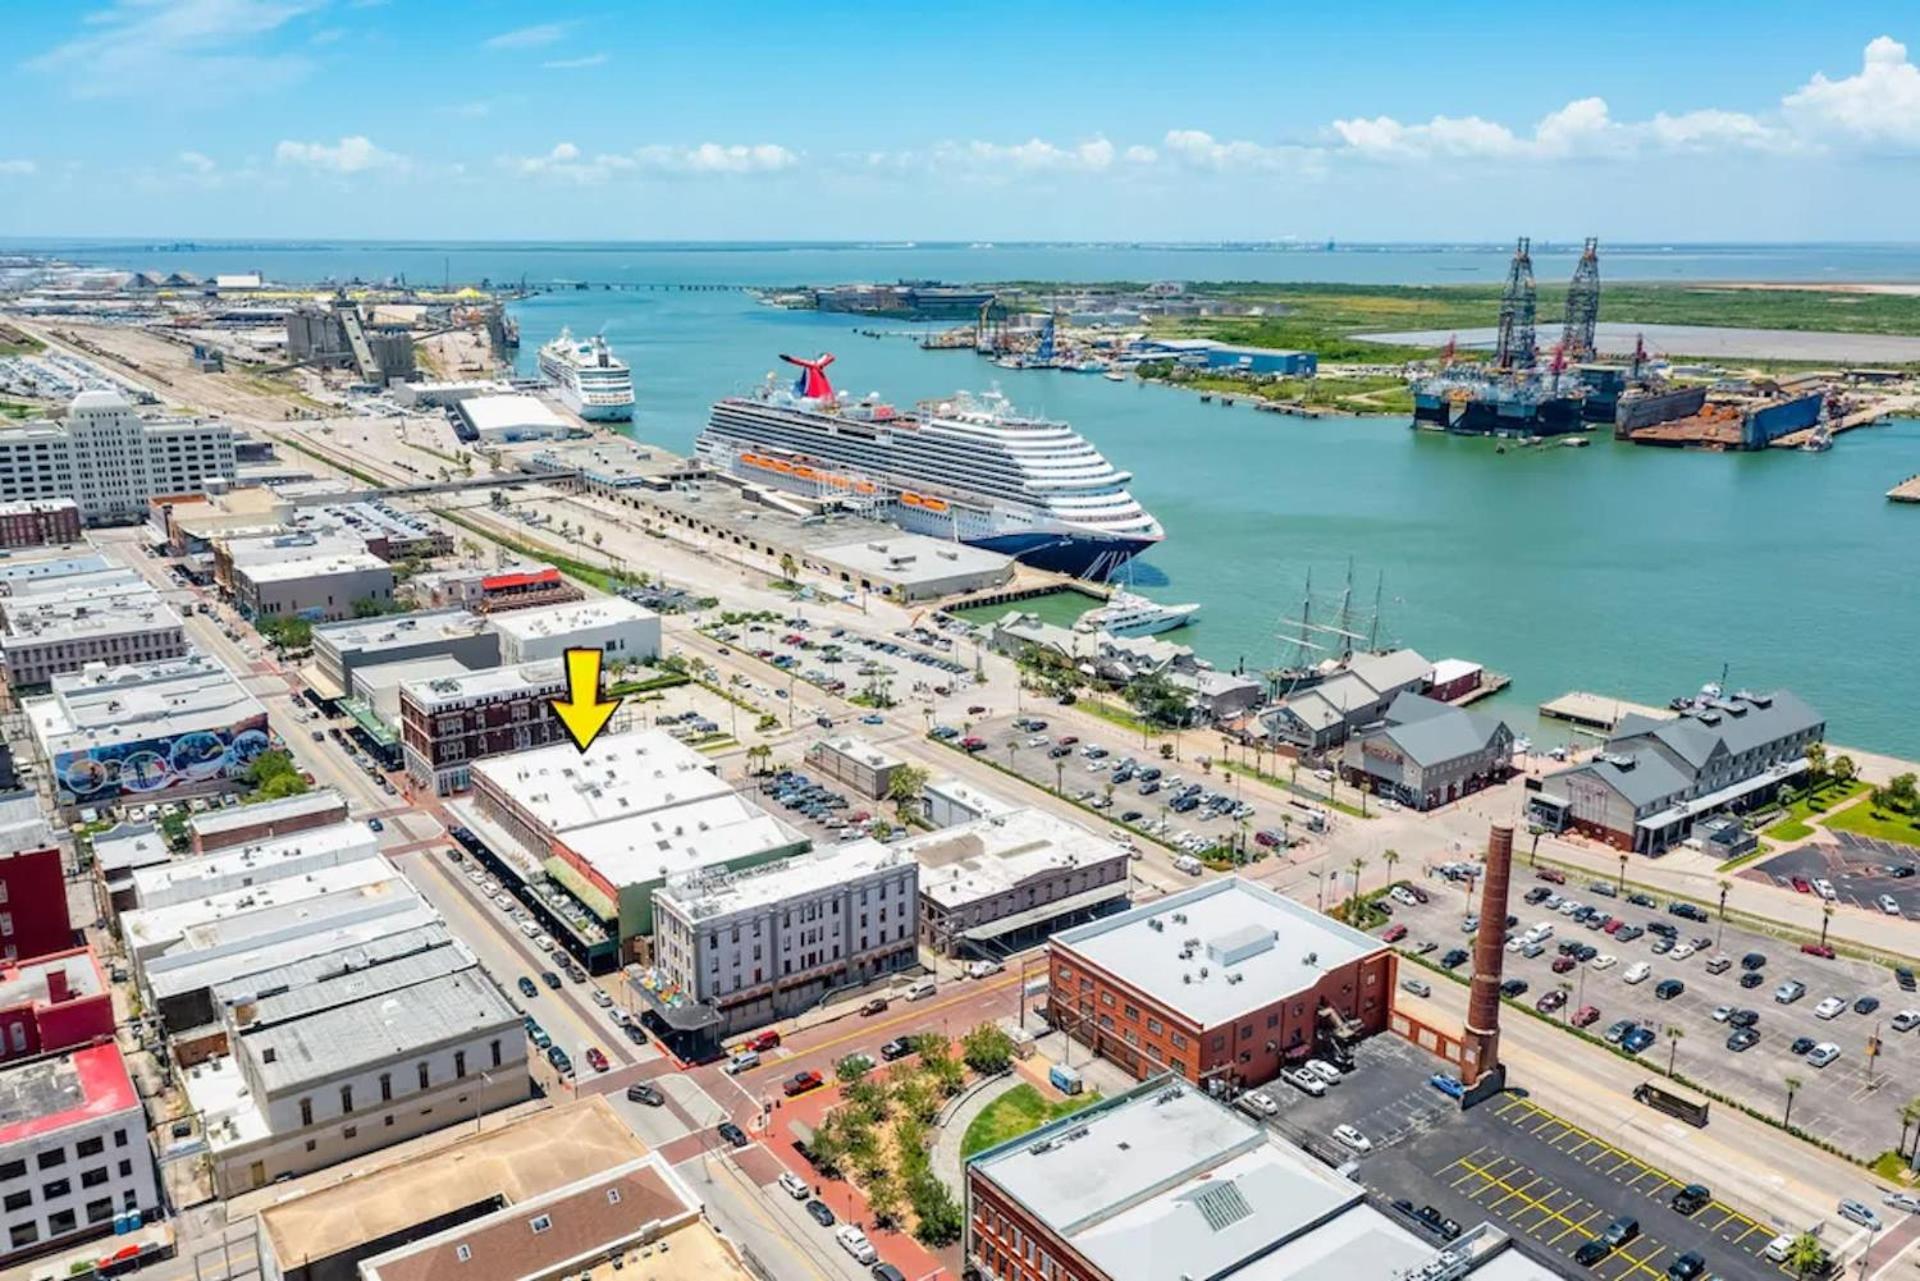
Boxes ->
[1572,1005,1601,1028]
[880,1037,913,1061]
[1775,980,1808,1003]
[585,1047,609,1073]
[1807,1042,1842,1068]
[1671,1184,1712,1215]
[517,976,538,998]
[784,1070,823,1097]
[1801,943,1837,959]
[1428,1073,1465,1099]
[777,1171,809,1199]
[1333,1124,1373,1153]
[805,1199,836,1228]
[1284,1068,1326,1097]
[836,1225,878,1265]
[626,1082,665,1106]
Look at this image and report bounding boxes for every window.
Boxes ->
[490,1039,502,1068]
[36,1149,65,1170]
[380,1073,392,1102]
[299,1098,313,1127]
[0,1159,24,1180]
[343,1126,357,1140]
[529,1215,552,1235]
[454,1050,467,1078]
[42,1179,69,1199]
[86,1198,114,1225]
[9,1223,36,1250]
[47,1209,75,1236]
[81,1168,108,1189]
[306,1140,317,1152]
[3,1190,29,1212]
[418,1063,431,1090]
[340,1086,353,1114]
[75,1137,104,1159]
[117,1161,131,1178]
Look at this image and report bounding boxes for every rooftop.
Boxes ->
[811,734,902,772]
[26,653,267,756]
[656,839,905,921]
[810,535,1012,584]
[904,807,1127,909]
[124,857,407,957]
[486,596,656,641]
[922,775,1014,822]
[314,609,492,655]
[1,584,182,648]
[259,1097,649,1267]
[1050,877,1386,1027]
[148,908,446,1003]
[131,820,379,908]
[91,820,170,875]
[1364,692,1510,768]
[189,788,347,839]
[459,395,570,435]
[239,549,389,584]
[0,1043,140,1147]
[0,551,109,586]
[401,659,565,712]
[0,947,105,1009]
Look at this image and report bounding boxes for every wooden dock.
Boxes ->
[1449,671,1511,707]
[1889,474,1920,503]
[1538,690,1674,733]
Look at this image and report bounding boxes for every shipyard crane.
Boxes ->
[1560,237,1601,362]
[1492,237,1537,372]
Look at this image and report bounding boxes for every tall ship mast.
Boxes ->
[696,354,1164,579]
[537,328,634,422]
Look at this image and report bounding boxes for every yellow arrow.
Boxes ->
[550,647,622,753]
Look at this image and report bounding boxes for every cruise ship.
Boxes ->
[696,354,1163,578]
[1076,590,1200,638]
[537,329,634,421]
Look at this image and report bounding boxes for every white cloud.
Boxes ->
[1784,35,1920,149]
[1648,109,1786,153]
[484,22,569,49]
[542,54,607,70]
[28,0,317,99]
[275,135,405,174]
[0,160,36,177]
[178,150,217,174]
[1163,129,1315,171]
[504,141,797,183]
[931,137,1125,175]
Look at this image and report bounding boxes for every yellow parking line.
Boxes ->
[1561,1134,1602,1158]
[1618,1243,1668,1281]
[1451,1157,1597,1242]
[1732,1221,1772,1245]
[1493,1096,1528,1117]
[1488,1175,1545,1212]
[1549,1208,1607,1245]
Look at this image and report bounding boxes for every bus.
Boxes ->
[1633,1081,1709,1128]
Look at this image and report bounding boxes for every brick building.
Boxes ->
[1046,877,1393,1091]
[0,502,82,551]
[398,662,569,796]
[0,845,71,963]
[187,789,351,855]
[0,948,113,1063]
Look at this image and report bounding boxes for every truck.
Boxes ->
[1633,1081,1709,1128]
[1049,1063,1083,1095]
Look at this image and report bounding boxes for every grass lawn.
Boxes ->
[1823,796,1920,847]
[1764,779,1870,842]
[961,1084,1102,1159]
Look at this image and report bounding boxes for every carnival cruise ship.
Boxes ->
[537,329,634,421]
[697,354,1163,578]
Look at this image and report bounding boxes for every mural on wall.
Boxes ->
[54,714,271,801]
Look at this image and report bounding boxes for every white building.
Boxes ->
[921,775,1015,829]
[902,807,1132,956]
[804,735,903,801]
[488,596,659,665]
[184,948,528,1196]
[650,840,918,1037]
[456,395,572,443]
[0,584,186,687]
[233,548,395,621]
[129,820,381,911]
[0,391,236,525]
[0,1043,161,1261]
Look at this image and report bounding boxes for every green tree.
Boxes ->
[779,552,799,584]
[1783,1075,1803,1127]
[836,1053,873,1086]
[961,1023,1015,1075]
[1125,671,1188,728]
[1784,1232,1827,1280]
[866,1173,904,1228]
[1664,1025,1684,1077]
[1804,741,1828,782]
[243,750,310,801]
[1897,1094,1920,1160]
[1832,754,1858,783]
[350,595,399,619]
[887,764,930,819]
[909,1174,964,1246]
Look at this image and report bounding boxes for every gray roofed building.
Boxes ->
[1340,691,1514,811]
[1259,649,1431,753]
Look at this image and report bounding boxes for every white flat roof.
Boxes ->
[147,907,446,1002]
[812,734,902,772]
[487,595,657,641]
[811,534,1012,582]
[460,394,569,434]
[657,839,905,921]
[124,856,401,955]
[1051,877,1387,1027]
[131,821,378,907]
[922,775,1014,821]
[401,659,563,711]
[315,608,492,654]
[2,585,181,647]
[241,549,388,583]
[27,655,267,756]
[903,807,1127,909]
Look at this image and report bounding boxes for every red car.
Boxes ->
[1800,943,1836,959]
[1790,877,1813,894]
[1571,1005,1601,1028]
[585,1047,609,1073]
[1551,956,1576,974]
[782,1070,823,1097]
[1382,924,1408,943]
[745,1029,782,1053]
[1537,868,1567,885]
[1602,919,1625,935]
[1058,735,1079,746]
[960,737,987,753]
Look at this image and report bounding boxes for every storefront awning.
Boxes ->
[1637,758,1805,830]
[959,883,1131,942]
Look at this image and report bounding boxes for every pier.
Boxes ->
[1888,474,1920,503]
[1539,690,1674,733]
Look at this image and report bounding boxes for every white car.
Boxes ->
[725,1050,760,1074]
[1623,962,1652,985]
[1711,1005,1733,1022]
[1807,1042,1841,1068]
[1284,1068,1326,1098]
[1401,978,1432,998]
[1815,996,1846,1020]
[1668,943,1696,961]
[1813,879,1837,900]
[1241,1090,1280,1116]
[1891,1009,1920,1033]
[778,1172,809,1200]
[966,960,1004,979]
[1304,1059,1342,1085]
[1879,895,1903,916]
[1590,954,1617,971]
[1885,1191,1920,1216]
[591,989,614,1008]
[835,1225,878,1265]
[1333,1124,1373,1154]
[1026,735,1049,748]
[1557,899,1582,917]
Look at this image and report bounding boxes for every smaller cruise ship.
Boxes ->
[1076,590,1200,638]
[537,328,634,421]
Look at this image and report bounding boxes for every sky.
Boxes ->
[8,1,1920,242]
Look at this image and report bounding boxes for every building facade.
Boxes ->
[312,610,499,696]
[0,846,72,963]
[399,662,569,796]
[905,808,1131,957]
[0,948,114,1063]
[1340,692,1514,811]
[0,392,235,526]
[488,598,660,666]
[0,587,187,688]
[188,790,350,854]
[0,501,82,550]
[803,735,902,801]
[0,1044,161,1262]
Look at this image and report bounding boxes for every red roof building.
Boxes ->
[0,948,114,1065]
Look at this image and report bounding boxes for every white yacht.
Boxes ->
[697,354,1163,579]
[537,328,634,421]
[1076,589,1200,638]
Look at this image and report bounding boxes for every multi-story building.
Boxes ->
[0,948,113,1063]
[312,609,499,698]
[1260,648,1434,755]
[185,946,528,1196]
[1046,877,1394,1091]
[487,597,659,666]
[648,841,917,1046]
[298,501,450,563]
[233,548,395,622]
[921,776,1015,829]
[965,1073,1549,1281]
[398,662,568,796]
[0,839,71,965]
[406,564,584,615]
[1339,691,1515,812]
[0,391,236,526]
[187,789,350,854]
[0,1044,161,1262]
[23,654,269,807]
[0,501,82,550]
[0,552,110,599]
[905,807,1131,957]
[1530,689,1824,853]
[803,735,903,801]
[131,821,380,911]
[0,585,186,688]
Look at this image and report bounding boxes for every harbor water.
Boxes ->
[24,241,1920,757]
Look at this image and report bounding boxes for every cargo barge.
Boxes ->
[1623,390,1823,451]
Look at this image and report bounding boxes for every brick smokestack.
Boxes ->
[1461,823,1515,1085]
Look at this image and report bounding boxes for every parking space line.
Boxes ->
[1549,1207,1607,1245]
[1488,1175,1545,1212]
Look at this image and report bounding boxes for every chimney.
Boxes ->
[1461,823,1514,1087]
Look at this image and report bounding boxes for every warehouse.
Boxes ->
[454,394,572,443]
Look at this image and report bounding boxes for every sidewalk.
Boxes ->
[929,1074,1022,1194]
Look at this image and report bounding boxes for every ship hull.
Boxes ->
[969,531,1158,578]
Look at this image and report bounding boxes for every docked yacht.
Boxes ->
[1076,589,1199,638]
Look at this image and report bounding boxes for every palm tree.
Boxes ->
[1716,878,1732,947]
[778,552,799,585]
[1804,741,1828,783]
[1348,856,1368,920]
[1819,901,1834,948]
[1897,1095,1920,1161]
[886,764,929,820]
[1383,848,1401,889]
[1784,1232,1827,1280]
[1054,760,1065,795]
[1782,1075,1803,1127]
[1557,980,1574,1022]
[1664,1025,1684,1077]
[1616,852,1628,892]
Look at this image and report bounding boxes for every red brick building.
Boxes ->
[187,789,350,855]
[399,662,569,796]
[0,846,72,963]
[1046,877,1394,1091]
[0,947,114,1062]
[0,500,82,550]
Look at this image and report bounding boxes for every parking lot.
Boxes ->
[704,613,977,712]
[1260,1036,1824,1281]
[1378,864,1920,1159]
[1750,836,1920,918]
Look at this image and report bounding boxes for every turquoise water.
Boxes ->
[25,241,1920,756]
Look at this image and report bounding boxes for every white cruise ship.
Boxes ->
[1076,590,1200,638]
[537,329,634,422]
[697,354,1163,578]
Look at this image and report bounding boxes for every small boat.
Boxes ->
[1221,397,1235,407]
[1800,424,1833,453]
[1199,393,1213,403]
[1103,369,1127,382]
[1560,436,1589,448]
